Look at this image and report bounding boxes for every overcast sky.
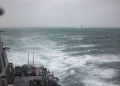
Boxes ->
[0,0,120,28]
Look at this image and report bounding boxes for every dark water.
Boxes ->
[1,28,120,86]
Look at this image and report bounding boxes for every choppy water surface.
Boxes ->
[1,28,120,86]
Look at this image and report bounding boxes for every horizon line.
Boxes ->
[0,26,120,29]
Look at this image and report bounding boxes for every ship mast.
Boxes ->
[28,52,29,65]
[33,52,34,66]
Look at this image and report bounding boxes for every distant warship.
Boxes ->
[81,26,83,29]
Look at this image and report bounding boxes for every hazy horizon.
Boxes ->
[0,27,120,30]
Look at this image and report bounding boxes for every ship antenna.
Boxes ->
[28,52,29,65]
[33,52,34,66]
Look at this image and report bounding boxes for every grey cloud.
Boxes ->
[0,0,120,28]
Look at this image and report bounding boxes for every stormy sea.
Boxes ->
[1,28,120,86]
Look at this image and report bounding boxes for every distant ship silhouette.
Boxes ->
[81,26,83,29]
